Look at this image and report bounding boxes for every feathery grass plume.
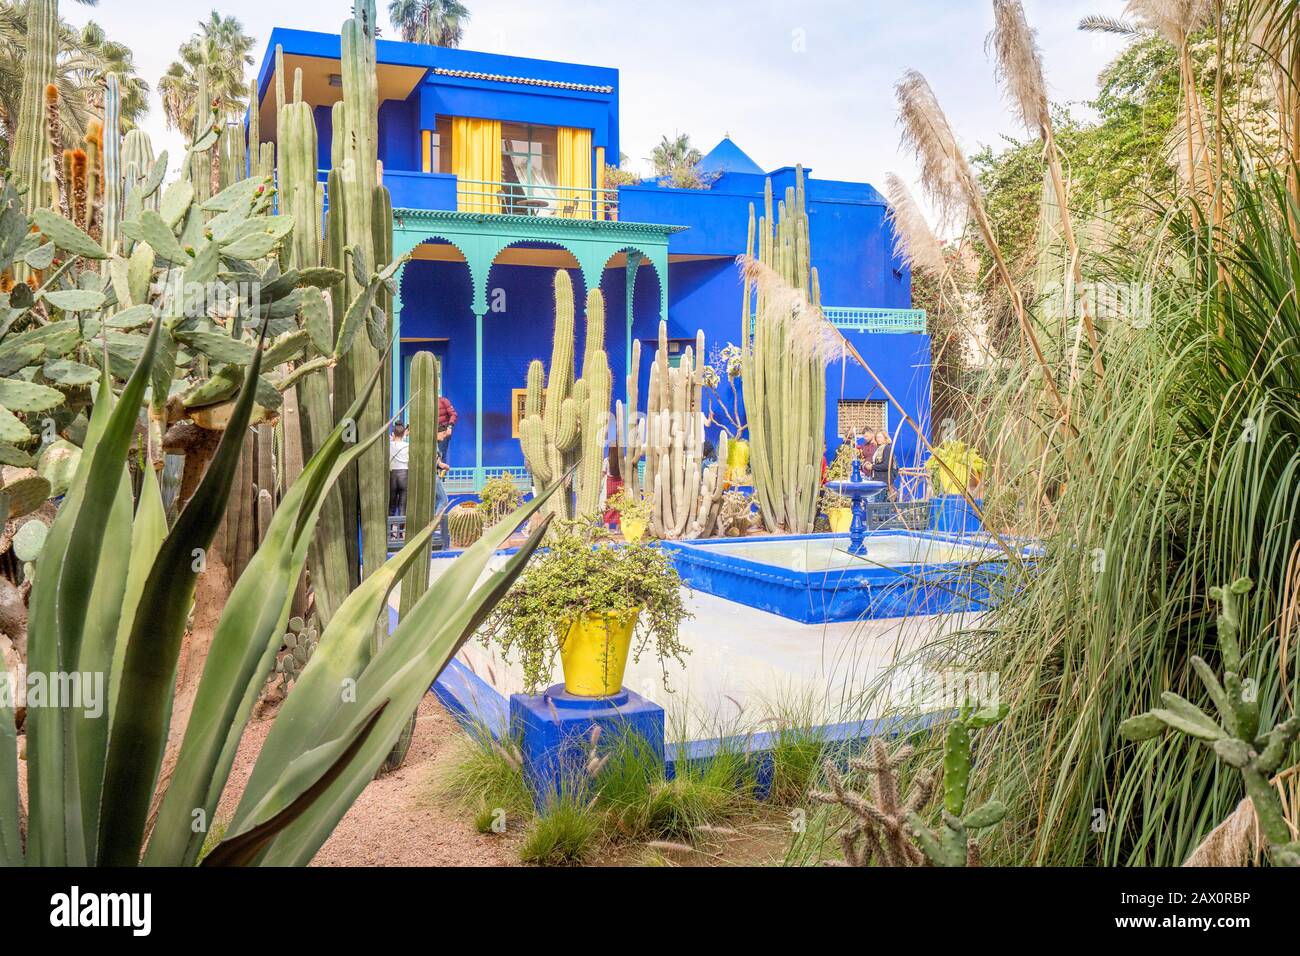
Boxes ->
[1247,0,1300,195]
[989,0,1050,136]
[1125,0,1215,47]
[896,68,1071,422]
[883,173,947,275]
[737,255,839,363]
[990,0,1104,382]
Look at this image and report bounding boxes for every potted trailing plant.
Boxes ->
[819,486,853,533]
[926,440,986,495]
[477,473,524,527]
[608,486,651,543]
[481,527,690,697]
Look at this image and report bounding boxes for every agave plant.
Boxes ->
[0,319,553,866]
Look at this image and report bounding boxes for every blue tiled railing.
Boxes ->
[823,307,927,334]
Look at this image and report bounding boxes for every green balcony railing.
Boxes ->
[822,307,927,333]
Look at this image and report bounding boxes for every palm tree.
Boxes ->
[157,10,254,138]
[0,0,145,153]
[387,0,470,47]
[71,21,149,129]
[650,132,702,177]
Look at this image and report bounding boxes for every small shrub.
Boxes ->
[519,793,603,865]
[432,725,532,823]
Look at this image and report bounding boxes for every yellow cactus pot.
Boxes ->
[827,507,853,533]
[621,517,647,543]
[560,610,639,697]
[726,438,750,482]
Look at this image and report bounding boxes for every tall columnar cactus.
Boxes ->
[12,0,58,217]
[120,130,158,214]
[101,74,123,255]
[740,166,829,534]
[643,321,727,539]
[398,352,438,619]
[519,271,610,523]
[1121,579,1300,867]
[615,338,645,497]
[336,0,391,623]
[907,703,1009,867]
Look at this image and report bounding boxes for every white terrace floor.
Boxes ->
[395,553,980,741]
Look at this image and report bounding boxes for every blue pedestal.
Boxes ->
[509,684,665,809]
[929,494,983,534]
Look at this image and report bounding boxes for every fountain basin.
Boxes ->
[665,531,1009,624]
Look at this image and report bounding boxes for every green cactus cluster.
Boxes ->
[740,166,828,534]
[448,507,484,549]
[261,8,408,630]
[810,701,1009,867]
[269,613,320,699]
[907,702,1009,867]
[518,270,610,525]
[810,738,936,867]
[635,320,728,539]
[1121,578,1300,867]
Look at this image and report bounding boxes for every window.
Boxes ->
[499,122,558,212]
[837,399,888,440]
[432,115,451,172]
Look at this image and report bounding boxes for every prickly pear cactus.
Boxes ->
[907,701,1010,867]
[268,613,320,700]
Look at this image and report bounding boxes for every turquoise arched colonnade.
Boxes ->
[389,208,683,487]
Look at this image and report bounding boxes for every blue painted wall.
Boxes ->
[259,26,931,476]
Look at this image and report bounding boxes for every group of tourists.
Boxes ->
[388,395,457,519]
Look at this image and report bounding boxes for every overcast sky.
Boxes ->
[65,0,1131,208]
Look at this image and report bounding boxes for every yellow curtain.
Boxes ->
[556,127,593,219]
[594,146,606,221]
[452,117,502,213]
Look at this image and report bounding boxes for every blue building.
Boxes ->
[254,29,932,492]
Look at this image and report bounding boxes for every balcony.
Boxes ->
[324,169,621,220]
[823,307,927,334]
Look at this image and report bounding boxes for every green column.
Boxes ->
[624,250,642,371]
[391,262,406,417]
[475,309,485,487]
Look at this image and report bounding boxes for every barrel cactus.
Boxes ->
[448,507,484,548]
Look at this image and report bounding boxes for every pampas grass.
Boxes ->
[989,0,1050,136]
[883,173,947,276]
[896,67,1071,421]
[990,0,1104,381]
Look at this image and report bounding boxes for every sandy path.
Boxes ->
[218,693,520,867]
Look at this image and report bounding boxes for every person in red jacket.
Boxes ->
[437,396,456,462]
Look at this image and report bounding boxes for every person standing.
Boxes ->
[871,430,897,501]
[389,423,410,516]
[438,395,457,463]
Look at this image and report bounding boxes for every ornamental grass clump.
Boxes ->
[480,528,691,695]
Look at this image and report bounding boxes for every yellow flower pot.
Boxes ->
[621,517,647,543]
[827,507,853,533]
[560,610,639,697]
[727,438,750,482]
